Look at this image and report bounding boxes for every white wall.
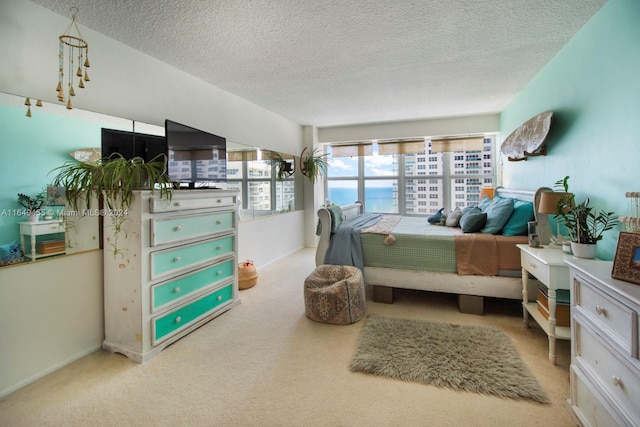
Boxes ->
[317,113,500,143]
[0,0,302,156]
[0,251,104,398]
[0,0,307,398]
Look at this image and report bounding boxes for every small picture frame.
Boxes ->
[611,232,640,285]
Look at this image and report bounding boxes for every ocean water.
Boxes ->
[328,187,396,213]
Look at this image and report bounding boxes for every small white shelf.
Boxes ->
[523,301,571,340]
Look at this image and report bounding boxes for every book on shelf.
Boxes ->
[536,287,570,327]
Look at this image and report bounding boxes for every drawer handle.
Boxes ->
[173,287,181,294]
[217,199,222,203]
[612,375,624,388]
[528,263,536,269]
[216,245,223,250]
[173,256,181,263]
[174,225,182,232]
[217,270,222,276]
[175,316,182,324]
[216,220,222,225]
[595,305,607,316]
[174,202,182,207]
[217,295,223,301]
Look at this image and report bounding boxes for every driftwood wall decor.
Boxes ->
[500,111,553,161]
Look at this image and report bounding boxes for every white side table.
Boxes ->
[19,220,66,261]
[517,244,571,364]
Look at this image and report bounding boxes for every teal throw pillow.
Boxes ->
[0,241,22,261]
[459,208,487,233]
[428,207,445,224]
[478,195,493,211]
[502,200,535,236]
[481,197,515,234]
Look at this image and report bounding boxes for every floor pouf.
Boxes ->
[304,264,365,324]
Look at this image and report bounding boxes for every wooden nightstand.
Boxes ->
[517,244,571,364]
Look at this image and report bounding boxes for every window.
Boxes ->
[325,137,495,215]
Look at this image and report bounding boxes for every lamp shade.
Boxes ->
[538,191,573,214]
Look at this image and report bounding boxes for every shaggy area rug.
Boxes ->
[350,314,549,403]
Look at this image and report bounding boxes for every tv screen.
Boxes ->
[101,128,167,163]
[165,120,227,186]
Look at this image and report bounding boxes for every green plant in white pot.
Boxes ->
[553,176,618,258]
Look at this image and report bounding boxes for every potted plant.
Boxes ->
[17,191,45,222]
[299,147,328,183]
[270,151,295,180]
[553,176,618,258]
[50,153,173,257]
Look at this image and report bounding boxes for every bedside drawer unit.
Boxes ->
[151,260,235,312]
[566,259,640,427]
[150,211,235,246]
[150,235,234,279]
[152,283,233,345]
[574,273,636,357]
[521,251,550,284]
[149,194,236,213]
[574,317,640,423]
[570,365,623,427]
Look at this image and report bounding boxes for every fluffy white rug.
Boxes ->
[350,314,549,403]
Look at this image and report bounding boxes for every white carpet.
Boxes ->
[0,248,573,426]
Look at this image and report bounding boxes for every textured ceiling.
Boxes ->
[30,0,607,127]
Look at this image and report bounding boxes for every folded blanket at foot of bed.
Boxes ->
[324,213,382,271]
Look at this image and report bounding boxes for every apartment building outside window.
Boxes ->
[325,137,495,215]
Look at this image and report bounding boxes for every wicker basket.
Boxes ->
[238,261,257,289]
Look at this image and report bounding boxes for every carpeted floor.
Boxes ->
[0,248,574,426]
[350,314,549,403]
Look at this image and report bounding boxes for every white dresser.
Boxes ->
[566,258,640,427]
[103,190,240,362]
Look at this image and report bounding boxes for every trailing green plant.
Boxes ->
[299,147,328,183]
[17,191,45,211]
[270,152,295,180]
[51,153,172,212]
[50,153,173,257]
[553,176,618,244]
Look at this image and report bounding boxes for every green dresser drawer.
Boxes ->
[152,284,234,344]
[151,260,234,311]
[150,211,235,246]
[150,236,234,279]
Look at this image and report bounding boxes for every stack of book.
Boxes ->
[36,239,65,254]
[537,286,570,327]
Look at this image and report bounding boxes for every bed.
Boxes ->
[315,187,547,314]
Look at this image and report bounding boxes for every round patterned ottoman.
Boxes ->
[304,264,366,324]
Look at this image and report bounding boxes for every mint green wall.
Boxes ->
[500,0,640,260]
[0,101,129,245]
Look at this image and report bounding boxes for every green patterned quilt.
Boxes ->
[360,216,458,273]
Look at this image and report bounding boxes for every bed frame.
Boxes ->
[316,187,548,314]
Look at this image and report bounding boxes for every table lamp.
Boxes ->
[537,191,573,245]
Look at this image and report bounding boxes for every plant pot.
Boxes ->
[28,213,40,222]
[570,242,597,259]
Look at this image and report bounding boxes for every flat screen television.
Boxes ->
[101,128,167,163]
[165,119,227,188]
